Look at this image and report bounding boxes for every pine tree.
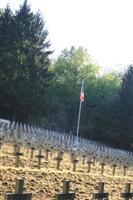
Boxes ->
[119,65,133,148]
[0,6,16,119]
[13,0,53,122]
[0,1,53,122]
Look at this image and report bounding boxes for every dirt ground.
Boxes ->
[0,144,133,200]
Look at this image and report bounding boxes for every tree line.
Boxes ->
[0,1,133,150]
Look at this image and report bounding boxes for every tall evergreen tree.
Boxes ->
[0,6,16,119]
[0,1,53,122]
[118,65,133,148]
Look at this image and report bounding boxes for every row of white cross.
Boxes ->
[0,119,133,167]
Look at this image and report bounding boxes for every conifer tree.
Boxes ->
[119,65,133,148]
[0,1,53,122]
[0,6,16,119]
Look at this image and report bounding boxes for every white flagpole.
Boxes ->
[76,80,84,145]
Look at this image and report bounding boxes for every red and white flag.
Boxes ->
[80,84,84,102]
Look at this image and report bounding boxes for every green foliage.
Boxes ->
[47,47,99,130]
[118,65,133,148]
[48,47,121,146]
[82,72,121,143]
[0,1,53,122]
[54,46,99,86]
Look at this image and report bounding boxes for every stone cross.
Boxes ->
[93,156,96,166]
[86,160,93,173]
[14,146,23,168]
[54,180,75,200]
[123,166,128,176]
[36,150,44,169]
[72,158,79,172]
[100,163,105,174]
[30,147,35,159]
[0,137,4,149]
[55,152,63,170]
[121,183,133,200]
[82,155,86,165]
[4,179,32,200]
[45,149,50,161]
[93,182,108,200]
[112,164,117,175]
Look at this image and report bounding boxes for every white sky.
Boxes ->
[1,0,133,72]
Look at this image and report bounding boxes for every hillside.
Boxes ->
[0,144,133,200]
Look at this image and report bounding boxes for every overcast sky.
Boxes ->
[1,0,133,72]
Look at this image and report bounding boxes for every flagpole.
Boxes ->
[76,99,82,144]
[76,80,84,145]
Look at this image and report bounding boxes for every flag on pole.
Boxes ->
[80,83,84,102]
[76,80,84,145]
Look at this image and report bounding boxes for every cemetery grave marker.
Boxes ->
[112,164,117,175]
[13,144,18,154]
[54,180,75,200]
[82,154,86,165]
[30,147,35,159]
[121,183,133,200]
[93,182,108,200]
[4,179,32,200]
[100,163,106,174]
[0,137,4,150]
[72,158,79,172]
[55,152,63,170]
[50,146,54,157]
[70,153,75,162]
[26,142,31,154]
[86,160,93,173]
[13,146,23,168]
[93,156,96,166]
[123,166,128,176]
[36,149,44,169]
[45,149,50,161]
